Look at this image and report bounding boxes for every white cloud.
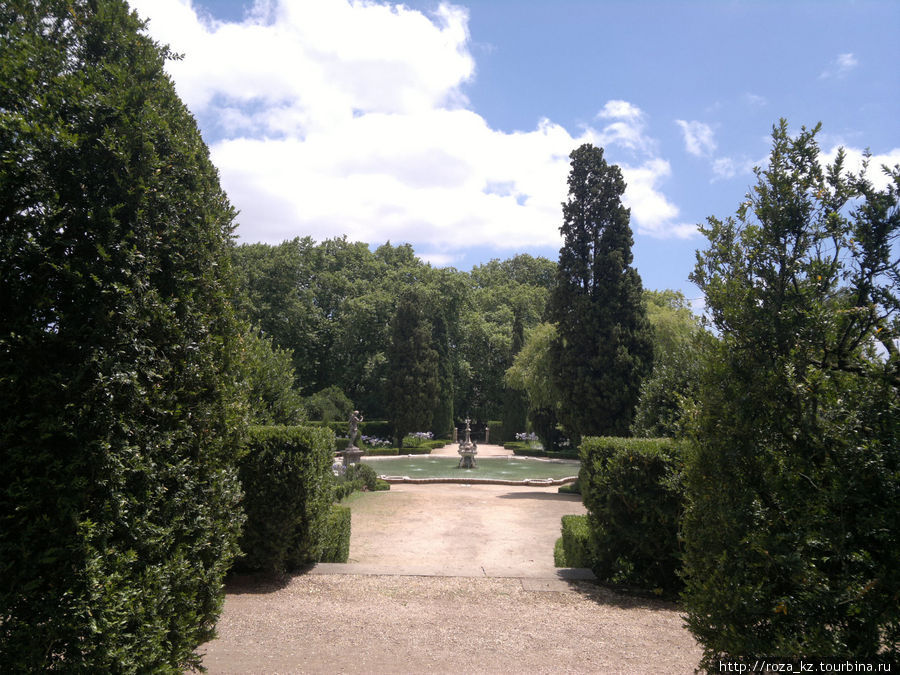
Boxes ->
[675,120,716,157]
[130,0,694,248]
[743,92,767,107]
[819,52,859,79]
[819,146,900,191]
[620,159,697,239]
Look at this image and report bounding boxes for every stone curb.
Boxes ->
[310,562,596,582]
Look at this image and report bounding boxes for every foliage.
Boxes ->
[553,537,567,567]
[632,290,707,437]
[318,506,351,564]
[500,311,528,442]
[0,1,245,670]
[305,384,354,423]
[430,312,455,438]
[386,289,439,447]
[579,437,685,595]
[548,144,654,441]
[504,323,563,450]
[239,328,306,425]
[682,120,900,664]
[558,515,594,569]
[235,426,335,575]
[332,462,384,500]
[558,478,581,495]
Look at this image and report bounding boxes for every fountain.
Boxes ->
[457,417,478,469]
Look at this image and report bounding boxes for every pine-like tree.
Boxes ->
[386,289,439,447]
[547,144,654,440]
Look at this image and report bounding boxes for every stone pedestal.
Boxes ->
[343,447,363,467]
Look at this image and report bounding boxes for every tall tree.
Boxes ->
[0,1,245,669]
[682,121,899,664]
[501,309,529,441]
[632,289,707,437]
[547,144,654,440]
[504,323,563,450]
[385,289,439,447]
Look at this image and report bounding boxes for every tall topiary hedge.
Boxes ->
[0,1,245,671]
[236,425,335,574]
[579,437,685,595]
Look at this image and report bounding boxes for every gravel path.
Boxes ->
[197,459,702,673]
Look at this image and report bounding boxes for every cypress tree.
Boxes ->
[547,144,654,440]
[386,289,439,447]
[430,312,455,439]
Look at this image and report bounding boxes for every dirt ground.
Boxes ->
[197,450,702,674]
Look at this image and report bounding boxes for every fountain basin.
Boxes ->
[361,456,579,484]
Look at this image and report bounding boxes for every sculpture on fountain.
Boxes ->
[343,409,364,467]
[457,417,478,469]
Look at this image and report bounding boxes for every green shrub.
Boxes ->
[560,515,593,568]
[579,437,685,594]
[318,505,351,563]
[360,420,392,439]
[486,420,503,443]
[333,463,391,500]
[365,447,399,456]
[558,478,581,495]
[236,425,335,574]
[553,537,567,567]
[0,2,245,670]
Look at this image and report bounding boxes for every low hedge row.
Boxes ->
[318,506,351,563]
[558,514,593,568]
[236,425,335,574]
[579,437,686,595]
[506,443,579,460]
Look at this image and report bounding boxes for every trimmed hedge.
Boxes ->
[236,425,335,574]
[559,515,593,568]
[365,447,400,456]
[319,505,351,563]
[486,420,503,443]
[506,443,580,460]
[579,437,685,595]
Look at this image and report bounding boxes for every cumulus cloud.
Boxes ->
[675,120,716,157]
[130,0,693,249]
[819,52,859,79]
[819,145,900,191]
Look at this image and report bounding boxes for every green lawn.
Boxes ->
[361,456,579,480]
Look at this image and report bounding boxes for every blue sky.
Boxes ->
[130,0,899,303]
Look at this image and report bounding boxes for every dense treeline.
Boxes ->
[231,237,557,434]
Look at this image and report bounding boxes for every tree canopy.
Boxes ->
[682,120,899,663]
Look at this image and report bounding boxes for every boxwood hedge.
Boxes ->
[579,437,685,594]
[235,425,335,574]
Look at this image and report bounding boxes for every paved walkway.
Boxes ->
[196,447,703,673]
[315,482,591,583]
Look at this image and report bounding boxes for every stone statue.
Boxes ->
[348,410,363,449]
